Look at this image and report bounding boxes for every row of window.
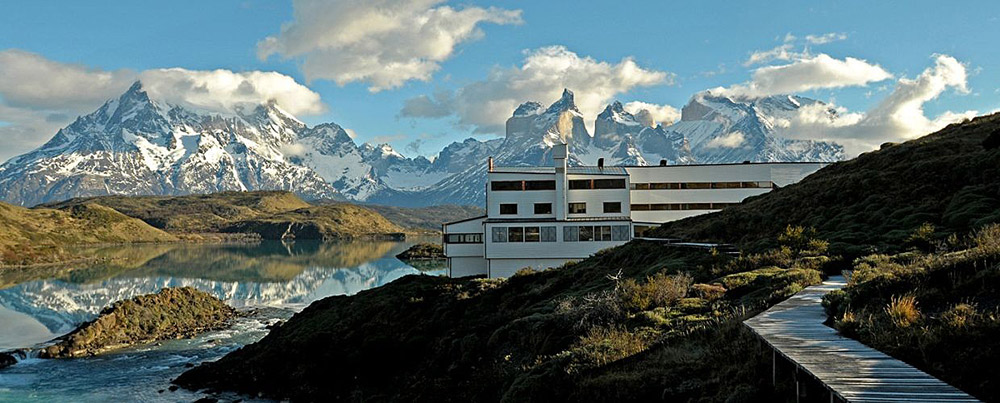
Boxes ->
[564,225,631,242]
[630,181,774,190]
[444,233,483,244]
[500,202,622,215]
[630,202,740,211]
[490,225,631,243]
[491,226,558,243]
[490,178,627,191]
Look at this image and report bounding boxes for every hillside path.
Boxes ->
[744,276,980,402]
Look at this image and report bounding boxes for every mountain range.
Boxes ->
[0,83,845,207]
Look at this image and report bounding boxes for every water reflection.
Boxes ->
[0,240,442,347]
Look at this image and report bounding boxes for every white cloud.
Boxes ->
[705,131,746,149]
[137,68,324,116]
[257,0,523,92]
[623,101,680,127]
[399,46,672,134]
[720,54,893,98]
[0,50,325,162]
[744,44,803,67]
[344,128,358,139]
[775,55,977,156]
[805,32,847,45]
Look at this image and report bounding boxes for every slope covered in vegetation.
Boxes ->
[0,202,176,266]
[653,114,1000,255]
[176,114,1000,401]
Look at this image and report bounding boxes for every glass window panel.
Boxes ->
[492,227,507,243]
[569,180,591,189]
[631,183,649,190]
[524,227,540,242]
[508,227,524,242]
[500,203,518,215]
[534,203,552,214]
[600,226,613,241]
[541,226,557,242]
[612,225,630,241]
[687,203,712,210]
[650,182,669,190]
[579,226,594,241]
[525,180,556,190]
[563,226,578,242]
[593,179,626,189]
[603,202,622,214]
[631,204,649,211]
[568,202,587,214]
[683,182,711,189]
[491,181,522,191]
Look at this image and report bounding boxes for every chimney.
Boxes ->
[659,159,667,166]
[597,158,604,169]
[488,157,494,172]
[552,143,568,221]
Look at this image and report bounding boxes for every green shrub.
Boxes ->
[619,272,692,311]
[691,283,726,301]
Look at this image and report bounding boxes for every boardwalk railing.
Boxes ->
[744,276,979,402]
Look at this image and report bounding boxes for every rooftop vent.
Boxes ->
[597,158,604,168]
[659,159,667,166]
[742,160,751,164]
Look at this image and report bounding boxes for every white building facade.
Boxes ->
[443,144,825,278]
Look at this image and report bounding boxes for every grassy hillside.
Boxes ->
[653,114,1000,255]
[43,191,410,240]
[42,191,311,233]
[0,202,176,266]
[359,204,485,233]
[176,114,1000,401]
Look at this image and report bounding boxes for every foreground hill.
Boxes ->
[653,114,1000,254]
[176,114,1000,401]
[0,202,175,266]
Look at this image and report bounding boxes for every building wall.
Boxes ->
[484,221,629,260]
[449,256,488,277]
[488,258,580,278]
[487,172,630,220]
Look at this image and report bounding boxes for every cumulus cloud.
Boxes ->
[257,0,522,91]
[745,32,847,66]
[137,68,324,116]
[775,55,977,155]
[0,50,325,162]
[399,46,672,134]
[623,101,681,127]
[705,131,746,149]
[720,54,893,98]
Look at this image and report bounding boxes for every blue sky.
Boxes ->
[0,0,998,160]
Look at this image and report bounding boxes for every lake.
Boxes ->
[0,240,444,402]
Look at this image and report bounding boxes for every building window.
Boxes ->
[631,204,649,211]
[629,202,738,211]
[534,203,552,214]
[603,202,622,214]
[563,226,579,242]
[445,233,482,244]
[491,181,523,191]
[508,227,524,242]
[563,225,629,242]
[492,227,507,243]
[633,225,653,238]
[568,202,586,214]
[569,179,591,190]
[541,226,557,242]
[630,181,775,190]
[525,180,556,190]
[593,178,626,189]
[500,203,518,215]
[524,227,540,242]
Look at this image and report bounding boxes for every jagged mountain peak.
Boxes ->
[544,88,580,115]
[513,101,544,117]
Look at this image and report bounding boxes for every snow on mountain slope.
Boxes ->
[0,83,846,208]
[0,82,338,206]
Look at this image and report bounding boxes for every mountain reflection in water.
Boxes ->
[0,240,443,346]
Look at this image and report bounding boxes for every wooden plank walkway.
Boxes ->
[745,276,980,402]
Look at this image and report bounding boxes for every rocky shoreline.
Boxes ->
[39,287,235,359]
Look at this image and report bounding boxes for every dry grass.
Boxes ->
[885,295,921,328]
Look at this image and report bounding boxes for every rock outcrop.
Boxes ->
[40,287,235,358]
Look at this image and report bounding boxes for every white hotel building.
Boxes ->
[443,144,825,278]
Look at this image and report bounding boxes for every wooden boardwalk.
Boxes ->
[745,276,980,402]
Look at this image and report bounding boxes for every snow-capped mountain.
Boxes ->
[670,91,845,163]
[0,82,339,206]
[0,84,845,208]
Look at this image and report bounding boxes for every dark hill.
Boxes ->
[653,114,1000,255]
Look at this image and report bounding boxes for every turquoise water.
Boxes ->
[0,240,443,402]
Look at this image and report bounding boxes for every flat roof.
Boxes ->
[485,216,631,223]
[490,166,628,175]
